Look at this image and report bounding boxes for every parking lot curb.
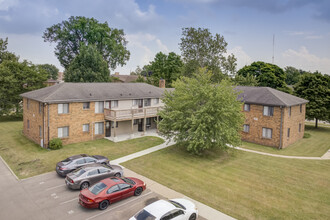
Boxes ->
[0,155,19,181]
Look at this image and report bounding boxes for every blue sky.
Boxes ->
[0,0,329,75]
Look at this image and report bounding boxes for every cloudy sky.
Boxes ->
[0,0,329,75]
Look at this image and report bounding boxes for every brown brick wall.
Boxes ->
[241,104,281,148]
[281,104,306,148]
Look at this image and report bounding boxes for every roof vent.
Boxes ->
[120,94,122,96]
[149,91,151,94]
[129,93,131,96]
[90,93,92,96]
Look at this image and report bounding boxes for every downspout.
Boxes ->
[47,103,50,148]
[43,103,45,148]
[279,106,283,149]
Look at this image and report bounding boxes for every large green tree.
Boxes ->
[232,73,259,86]
[284,66,308,85]
[294,72,330,128]
[159,68,244,154]
[43,16,130,69]
[237,61,291,93]
[64,44,110,82]
[37,64,59,80]
[144,52,183,87]
[0,37,18,64]
[179,27,236,82]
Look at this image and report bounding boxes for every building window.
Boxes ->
[27,120,30,129]
[300,104,302,113]
[262,128,272,139]
[299,123,302,132]
[39,126,42,137]
[111,100,118,108]
[83,124,90,132]
[95,101,104,113]
[39,103,42,114]
[27,99,30,110]
[95,122,104,135]
[289,107,291,116]
[154,98,159,105]
[244,104,250,112]
[111,121,118,128]
[58,103,69,114]
[133,119,138,125]
[58,126,69,138]
[146,118,151,126]
[144,98,151,107]
[287,128,290,138]
[243,124,250,133]
[83,102,90,109]
[263,106,274,116]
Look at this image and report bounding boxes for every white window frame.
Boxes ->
[58,103,69,114]
[263,106,274,116]
[83,124,90,132]
[95,122,104,135]
[262,128,272,139]
[111,100,118,108]
[243,124,250,133]
[58,126,69,138]
[244,104,250,112]
[95,101,104,113]
[83,102,90,110]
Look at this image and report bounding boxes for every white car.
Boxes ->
[130,198,198,220]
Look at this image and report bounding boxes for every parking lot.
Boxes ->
[18,171,205,220]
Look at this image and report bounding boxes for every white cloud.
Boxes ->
[282,46,330,74]
[226,46,252,69]
[305,35,323,39]
[0,0,18,11]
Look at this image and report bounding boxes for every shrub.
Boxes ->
[303,133,311,139]
[49,138,63,150]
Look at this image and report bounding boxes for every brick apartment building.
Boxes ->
[21,83,307,149]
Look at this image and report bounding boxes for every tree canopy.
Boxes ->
[43,16,130,69]
[294,72,330,128]
[284,66,308,85]
[64,44,111,82]
[237,61,291,93]
[158,68,244,154]
[37,64,59,80]
[144,52,183,87]
[0,37,18,64]
[179,27,236,82]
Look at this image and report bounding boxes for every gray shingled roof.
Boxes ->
[235,86,308,107]
[20,83,166,103]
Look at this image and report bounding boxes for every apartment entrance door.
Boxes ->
[105,121,111,137]
[138,119,144,132]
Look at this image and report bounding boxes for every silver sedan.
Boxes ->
[65,164,123,190]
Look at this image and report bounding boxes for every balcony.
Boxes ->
[104,107,161,121]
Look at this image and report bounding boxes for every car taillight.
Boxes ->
[70,179,74,184]
[59,167,68,170]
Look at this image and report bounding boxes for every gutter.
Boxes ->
[42,103,45,148]
[279,106,283,149]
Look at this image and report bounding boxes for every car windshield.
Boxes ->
[121,177,135,185]
[89,182,107,195]
[134,209,156,220]
[72,168,86,177]
[61,158,72,165]
[169,200,186,210]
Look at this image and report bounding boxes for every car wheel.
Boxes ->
[189,213,197,220]
[80,182,89,190]
[134,187,143,196]
[99,200,110,210]
[114,172,121,177]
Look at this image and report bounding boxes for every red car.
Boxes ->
[79,176,146,210]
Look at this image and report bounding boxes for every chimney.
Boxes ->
[159,79,165,88]
[114,72,120,76]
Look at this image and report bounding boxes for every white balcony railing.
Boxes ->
[104,107,161,121]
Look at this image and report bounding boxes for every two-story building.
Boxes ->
[21,82,168,147]
[236,86,308,149]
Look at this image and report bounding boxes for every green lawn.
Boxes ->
[123,145,330,220]
[0,121,164,179]
[240,125,330,157]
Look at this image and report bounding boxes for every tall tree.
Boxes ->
[294,72,330,128]
[179,27,236,82]
[43,16,130,69]
[232,73,259,86]
[159,68,244,154]
[0,37,18,64]
[64,44,110,82]
[284,66,308,85]
[37,64,59,80]
[237,61,291,93]
[144,52,183,87]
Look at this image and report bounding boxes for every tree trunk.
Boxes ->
[315,118,318,128]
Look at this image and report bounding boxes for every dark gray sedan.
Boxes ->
[65,164,123,190]
[56,154,109,177]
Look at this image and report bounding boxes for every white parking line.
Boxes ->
[45,184,66,191]
[85,191,153,220]
[60,197,77,205]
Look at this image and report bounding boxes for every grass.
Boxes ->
[123,145,330,220]
[0,121,164,179]
[240,125,330,157]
